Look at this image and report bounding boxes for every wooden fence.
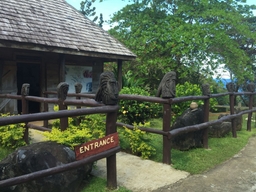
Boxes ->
[42,83,256,165]
[0,83,119,189]
[0,81,256,190]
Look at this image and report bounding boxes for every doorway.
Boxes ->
[17,63,41,114]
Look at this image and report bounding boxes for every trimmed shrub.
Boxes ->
[119,87,161,125]
[0,113,26,149]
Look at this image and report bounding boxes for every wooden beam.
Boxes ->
[59,54,65,82]
[117,60,122,90]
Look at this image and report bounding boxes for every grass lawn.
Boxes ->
[148,114,256,174]
[0,113,255,191]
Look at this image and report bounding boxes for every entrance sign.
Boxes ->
[74,133,119,160]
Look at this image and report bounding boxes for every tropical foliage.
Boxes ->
[118,87,162,125]
[107,0,256,89]
[0,113,26,149]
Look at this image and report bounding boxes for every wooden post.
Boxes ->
[106,109,118,189]
[75,83,82,109]
[156,71,176,164]
[59,55,65,82]
[247,83,255,131]
[21,83,30,144]
[247,94,253,131]
[162,101,171,164]
[230,93,237,137]
[43,92,48,128]
[57,82,69,131]
[202,84,210,149]
[75,83,82,125]
[226,82,237,138]
[203,99,209,148]
[117,60,122,90]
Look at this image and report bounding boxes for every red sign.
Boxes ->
[74,133,119,160]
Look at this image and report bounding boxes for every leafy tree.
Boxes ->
[80,0,104,27]
[108,0,256,89]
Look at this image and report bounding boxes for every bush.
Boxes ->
[44,108,156,159]
[0,113,26,149]
[118,123,156,159]
[119,87,161,125]
[43,114,106,148]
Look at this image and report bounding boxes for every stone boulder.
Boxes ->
[209,109,243,138]
[209,122,231,138]
[0,141,93,192]
[219,108,243,131]
[171,107,204,151]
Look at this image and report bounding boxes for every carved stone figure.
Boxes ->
[57,82,69,100]
[247,83,255,92]
[0,141,93,192]
[75,82,82,93]
[95,71,119,105]
[202,83,210,96]
[21,83,30,96]
[156,71,176,98]
[226,82,236,92]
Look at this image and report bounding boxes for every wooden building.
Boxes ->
[0,0,136,114]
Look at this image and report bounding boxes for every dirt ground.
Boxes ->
[153,136,256,192]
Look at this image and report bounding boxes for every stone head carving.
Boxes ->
[226,82,236,92]
[75,83,82,93]
[95,71,119,105]
[57,82,69,100]
[156,71,176,98]
[247,83,255,92]
[21,83,30,96]
[202,83,210,96]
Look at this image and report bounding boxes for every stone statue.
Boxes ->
[57,82,69,101]
[95,71,119,105]
[156,71,176,98]
[247,83,255,92]
[226,82,236,92]
[21,83,30,96]
[75,82,82,93]
[202,83,210,96]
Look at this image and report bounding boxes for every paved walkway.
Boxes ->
[92,152,189,192]
[30,128,190,191]
[153,136,256,192]
[30,123,256,192]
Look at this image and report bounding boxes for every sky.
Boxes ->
[66,0,130,30]
[66,0,256,31]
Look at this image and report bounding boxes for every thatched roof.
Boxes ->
[0,0,136,60]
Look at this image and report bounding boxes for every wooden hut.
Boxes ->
[0,0,136,114]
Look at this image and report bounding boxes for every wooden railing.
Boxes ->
[0,84,119,190]
[0,81,256,189]
[43,87,256,164]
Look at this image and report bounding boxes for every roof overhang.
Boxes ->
[0,40,137,62]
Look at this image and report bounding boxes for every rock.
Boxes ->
[171,107,204,150]
[209,109,243,138]
[0,141,93,192]
[190,102,198,110]
[209,122,231,138]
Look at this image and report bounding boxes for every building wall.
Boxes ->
[0,48,104,113]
